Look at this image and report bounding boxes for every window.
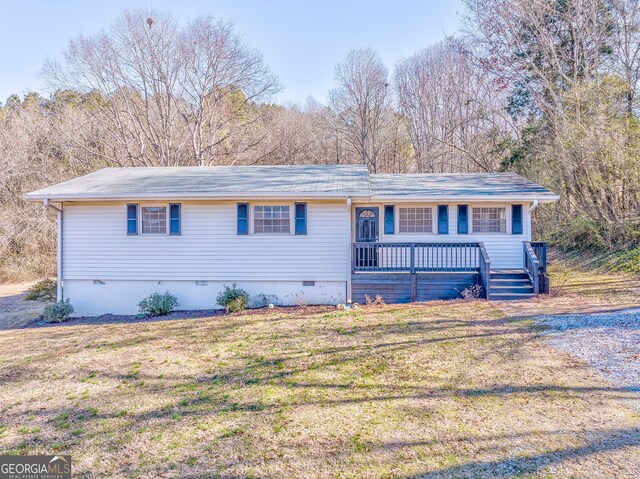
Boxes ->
[399,207,433,233]
[254,205,290,233]
[472,207,507,233]
[141,206,167,234]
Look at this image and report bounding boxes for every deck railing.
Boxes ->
[479,243,492,297]
[530,241,547,274]
[523,241,541,295]
[526,241,548,294]
[352,242,484,273]
[352,242,491,299]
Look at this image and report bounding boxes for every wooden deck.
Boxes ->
[351,241,548,303]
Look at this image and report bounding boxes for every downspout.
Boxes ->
[527,200,539,241]
[44,199,63,301]
[346,197,352,304]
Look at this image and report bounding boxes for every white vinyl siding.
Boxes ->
[365,201,531,269]
[62,201,348,281]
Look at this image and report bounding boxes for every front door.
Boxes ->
[356,207,379,242]
[355,207,379,268]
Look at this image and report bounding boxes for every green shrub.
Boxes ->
[216,283,249,313]
[43,299,74,323]
[25,279,57,302]
[138,291,178,317]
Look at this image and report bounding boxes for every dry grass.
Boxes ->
[497,252,640,318]
[0,282,50,329]
[548,255,640,303]
[1,299,639,478]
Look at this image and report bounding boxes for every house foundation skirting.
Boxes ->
[63,279,347,316]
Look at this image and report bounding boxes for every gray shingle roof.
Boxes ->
[24,165,372,200]
[24,166,558,201]
[369,173,558,199]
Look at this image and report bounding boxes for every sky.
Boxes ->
[1,0,463,105]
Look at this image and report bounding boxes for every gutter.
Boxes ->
[527,200,539,240]
[346,197,352,304]
[22,193,560,203]
[22,192,373,202]
[44,199,63,301]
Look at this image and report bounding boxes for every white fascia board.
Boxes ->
[23,192,371,202]
[23,192,560,203]
[367,195,560,203]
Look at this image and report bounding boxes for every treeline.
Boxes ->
[2,1,640,280]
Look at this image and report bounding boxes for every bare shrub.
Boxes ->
[365,294,385,306]
[460,284,483,300]
[294,292,308,307]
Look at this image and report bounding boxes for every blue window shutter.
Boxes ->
[169,203,181,235]
[437,205,449,234]
[512,204,523,235]
[295,203,307,235]
[457,205,468,234]
[384,205,395,234]
[126,204,138,235]
[237,203,249,235]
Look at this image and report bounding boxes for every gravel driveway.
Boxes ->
[538,308,640,408]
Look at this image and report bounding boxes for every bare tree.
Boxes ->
[610,0,640,114]
[463,0,640,246]
[462,0,613,123]
[394,40,516,173]
[329,48,391,172]
[43,9,279,167]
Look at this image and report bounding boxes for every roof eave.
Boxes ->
[368,194,560,203]
[22,191,372,202]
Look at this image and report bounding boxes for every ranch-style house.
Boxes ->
[24,164,559,315]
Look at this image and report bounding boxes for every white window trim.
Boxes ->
[396,205,437,235]
[139,204,170,236]
[250,203,294,235]
[469,205,510,235]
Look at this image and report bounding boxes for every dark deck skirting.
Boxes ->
[351,272,480,304]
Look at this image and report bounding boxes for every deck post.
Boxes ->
[410,243,417,301]
[410,274,417,302]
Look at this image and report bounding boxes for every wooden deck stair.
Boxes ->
[489,269,535,300]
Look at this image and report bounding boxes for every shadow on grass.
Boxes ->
[3,301,639,475]
[401,426,640,478]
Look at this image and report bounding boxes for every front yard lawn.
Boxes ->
[1,301,639,478]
